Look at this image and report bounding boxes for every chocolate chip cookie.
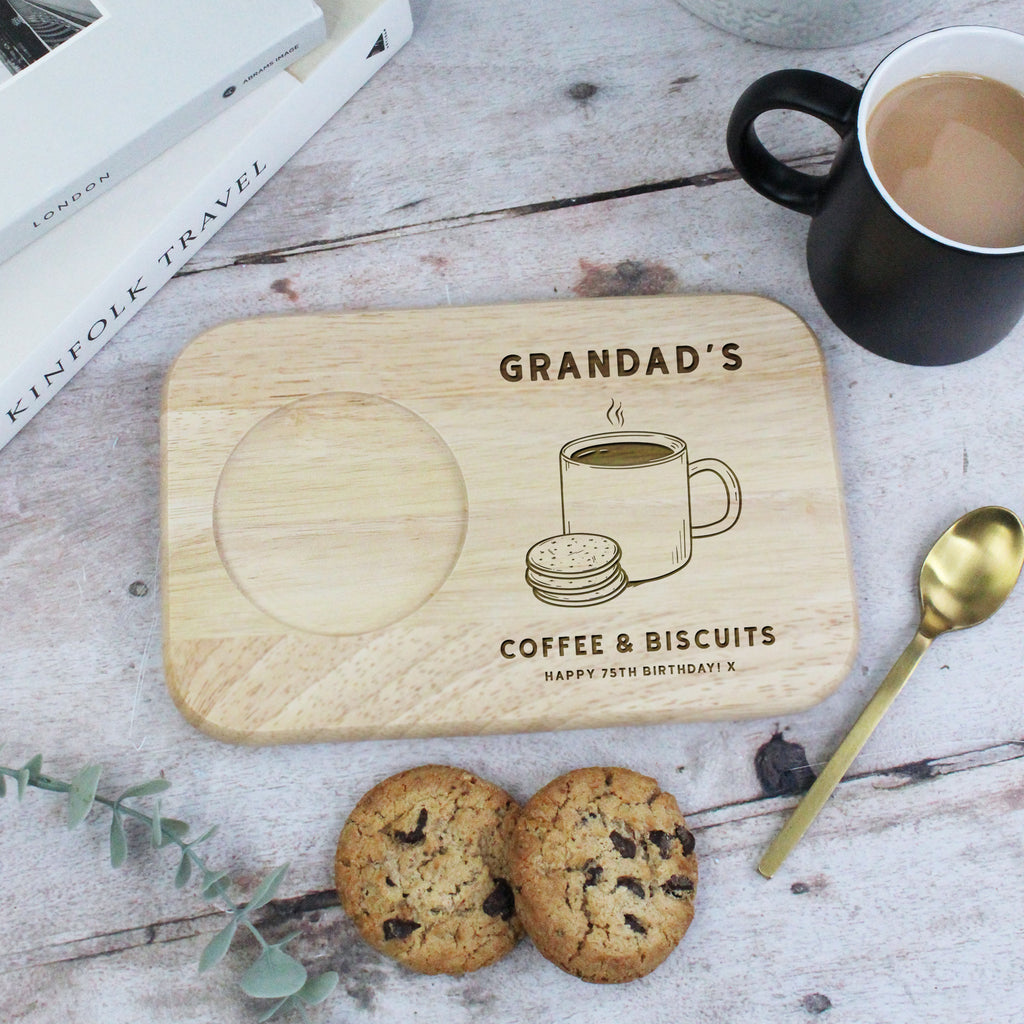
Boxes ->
[334,764,522,975]
[509,766,697,983]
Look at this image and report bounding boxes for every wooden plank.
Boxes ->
[2,744,1021,1022]
[185,0,1024,271]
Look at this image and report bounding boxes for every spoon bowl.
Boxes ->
[919,506,1024,636]
[758,505,1024,878]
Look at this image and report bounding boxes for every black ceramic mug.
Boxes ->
[727,26,1024,365]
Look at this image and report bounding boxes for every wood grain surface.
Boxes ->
[162,296,855,741]
[3,1,1024,1022]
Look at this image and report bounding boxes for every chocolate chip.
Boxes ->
[393,807,428,844]
[754,731,816,797]
[385,876,396,887]
[382,918,420,941]
[610,830,636,858]
[615,876,646,898]
[661,874,695,898]
[482,878,515,921]
[648,830,673,858]
[624,913,647,935]
[583,862,603,888]
[675,824,696,856]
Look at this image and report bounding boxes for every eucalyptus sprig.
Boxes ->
[0,748,338,1023]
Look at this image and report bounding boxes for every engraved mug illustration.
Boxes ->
[559,430,741,583]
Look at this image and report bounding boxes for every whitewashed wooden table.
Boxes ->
[3,2,1024,1021]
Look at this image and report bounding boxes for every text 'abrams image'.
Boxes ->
[0,0,101,80]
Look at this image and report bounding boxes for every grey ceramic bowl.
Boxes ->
[678,0,936,48]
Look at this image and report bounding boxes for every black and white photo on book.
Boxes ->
[0,0,326,262]
[0,0,103,81]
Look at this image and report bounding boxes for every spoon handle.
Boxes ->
[758,628,933,878]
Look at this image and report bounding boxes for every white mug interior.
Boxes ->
[857,26,1024,254]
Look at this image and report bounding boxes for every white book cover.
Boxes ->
[0,0,413,450]
[0,0,327,262]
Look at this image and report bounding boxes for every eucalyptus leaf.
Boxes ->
[150,800,163,847]
[297,971,338,1005]
[189,824,218,847]
[22,754,43,781]
[198,917,238,973]
[202,869,232,900]
[16,767,29,800]
[109,811,128,868]
[244,863,290,913]
[0,774,6,798]
[256,997,293,1023]
[67,764,102,828]
[240,946,307,999]
[160,818,190,840]
[118,778,171,802]
[175,851,193,889]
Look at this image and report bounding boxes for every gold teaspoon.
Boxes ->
[758,505,1024,879]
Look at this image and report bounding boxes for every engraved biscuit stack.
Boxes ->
[524,533,628,607]
[334,763,698,983]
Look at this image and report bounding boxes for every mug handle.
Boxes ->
[689,459,741,538]
[726,69,861,215]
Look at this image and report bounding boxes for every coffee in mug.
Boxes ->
[559,431,741,583]
[727,26,1024,365]
[568,439,676,467]
[866,72,1024,248]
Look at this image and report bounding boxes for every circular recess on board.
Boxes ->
[213,391,468,635]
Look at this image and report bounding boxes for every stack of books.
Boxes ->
[0,0,413,450]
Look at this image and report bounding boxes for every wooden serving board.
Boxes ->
[161,295,858,744]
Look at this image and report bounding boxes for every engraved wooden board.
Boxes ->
[161,295,858,744]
